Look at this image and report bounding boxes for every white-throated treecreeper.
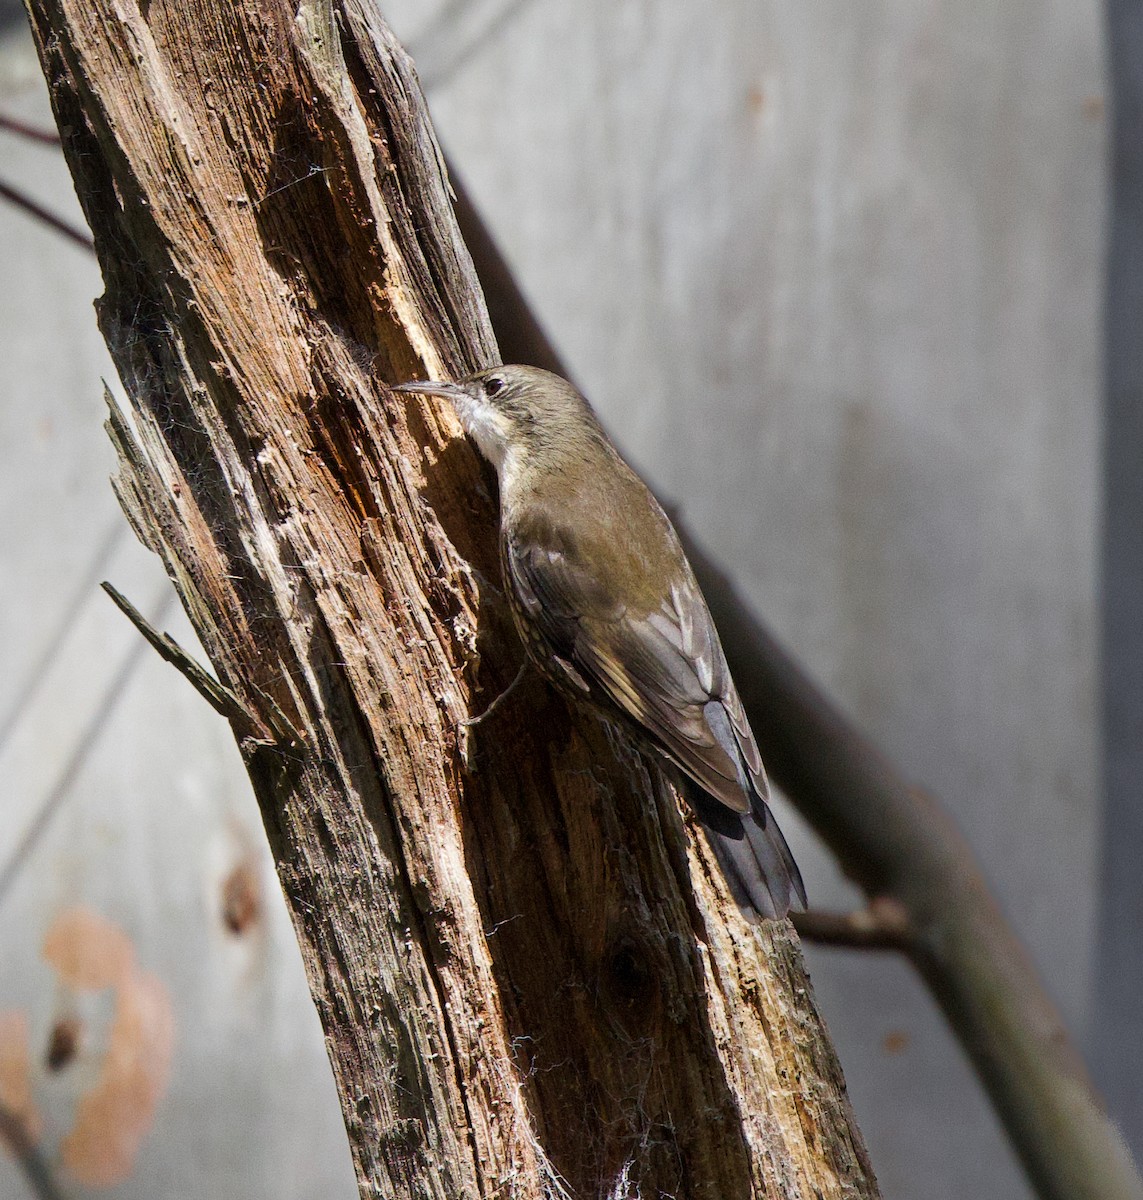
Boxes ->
[395,365,805,920]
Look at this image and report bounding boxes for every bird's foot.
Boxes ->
[459,661,529,728]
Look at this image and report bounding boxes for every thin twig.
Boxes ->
[409,0,536,92]
[460,660,529,727]
[100,582,261,732]
[793,899,912,952]
[100,579,302,746]
[0,178,93,251]
[0,601,168,905]
[0,521,124,757]
[0,112,62,145]
[0,1102,69,1200]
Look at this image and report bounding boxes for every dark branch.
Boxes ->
[793,900,913,952]
[0,112,63,144]
[99,580,292,743]
[0,1102,69,1200]
[0,178,93,251]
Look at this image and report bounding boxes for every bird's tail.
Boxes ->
[686,781,807,921]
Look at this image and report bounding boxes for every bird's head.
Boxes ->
[394,365,602,477]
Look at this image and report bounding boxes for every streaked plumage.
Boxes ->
[395,366,806,919]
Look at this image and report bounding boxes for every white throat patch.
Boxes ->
[452,394,511,473]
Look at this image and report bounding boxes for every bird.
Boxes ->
[394,365,806,920]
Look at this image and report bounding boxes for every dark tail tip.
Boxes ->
[681,778,806,920]
[701,810,806,923]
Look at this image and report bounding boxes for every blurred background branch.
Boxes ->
[0,1102,67,1200]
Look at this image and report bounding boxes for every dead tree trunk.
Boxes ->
[24,0,879,1195]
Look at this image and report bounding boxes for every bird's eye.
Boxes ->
[483,375,506,397]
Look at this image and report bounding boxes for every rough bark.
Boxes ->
[23,0,878,1197]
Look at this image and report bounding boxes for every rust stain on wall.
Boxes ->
[41,906,175,1187]
[43,906,134,991]
[881,1030,911,1055]
[0,1011,42,1147]
[221,858,261,935]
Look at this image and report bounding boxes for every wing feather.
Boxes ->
[504,527,759,816]
[503,516,805,916]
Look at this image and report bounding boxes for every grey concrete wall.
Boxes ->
[0,1,1119,1198]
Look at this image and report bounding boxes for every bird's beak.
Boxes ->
[392,379,469,401]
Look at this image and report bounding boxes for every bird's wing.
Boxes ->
[505,526,767,818]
